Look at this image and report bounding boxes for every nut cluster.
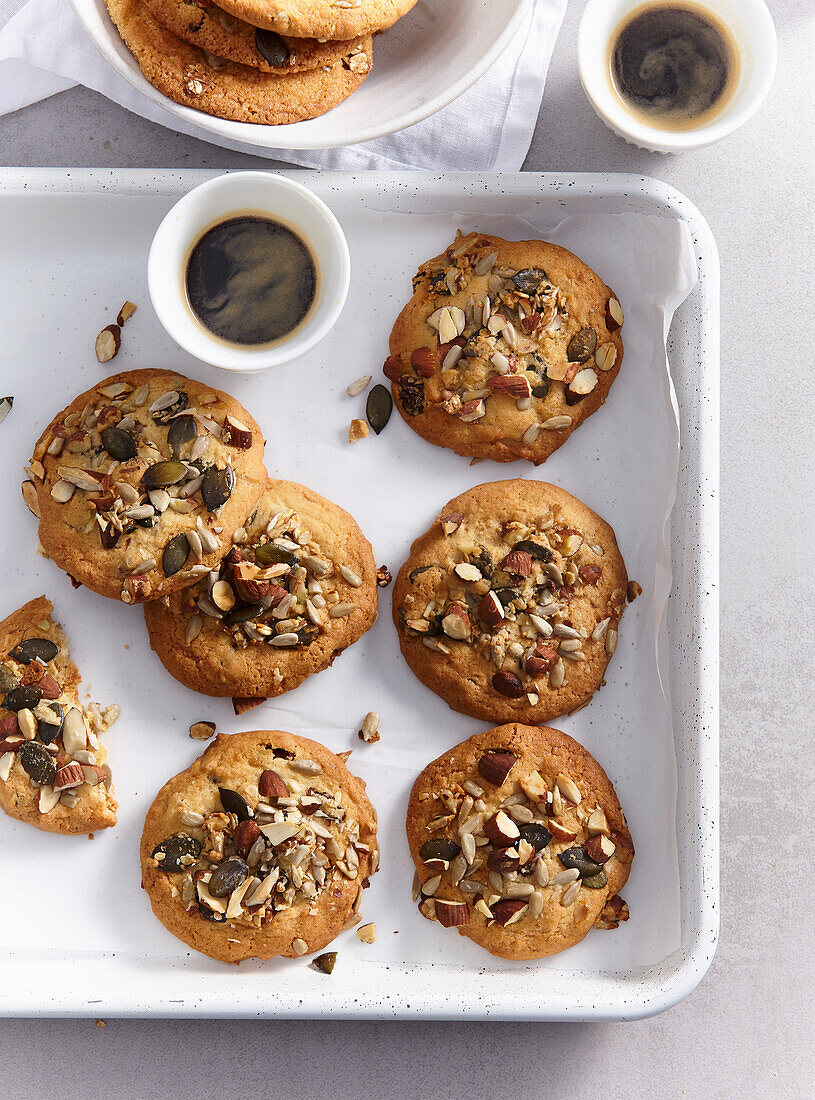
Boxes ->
[399,504,626,703]
[181,504,363,654]
[152,755,378,952]
[0,626,117,815]
[415,748,631,933]
[386,231,623,445]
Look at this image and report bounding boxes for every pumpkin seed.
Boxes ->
[167,415,196,456]
[223,602,265,625]
[141,460,187,489]
[3,685,42,711]
[567,327,597,363]
[219,786,251,820]
[581,869,608,889]
[201,464,235,510]
[36,701,63,744]
[558,846,604,878]
[162,533,190,578]
[208,857,249,898]
[0,665,19,692]
[518,823,552,851]
[511,268,548,295]
[254,27,290,66]
[101,425,137,461]
[19,741,56,785]
[9,637,58,665]
[311,951,337,974]
[419,838,460,862]
[152,833,201,873]
[512,539,553,563]
[366,385,393,435]
[255,544,298,568]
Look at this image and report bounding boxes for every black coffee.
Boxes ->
[610,3,738,130]
[186,215,316,346]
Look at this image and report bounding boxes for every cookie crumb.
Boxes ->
[349,419,369,443]
[95,1019,106,1029]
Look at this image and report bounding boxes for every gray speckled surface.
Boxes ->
[0,0,812,1095]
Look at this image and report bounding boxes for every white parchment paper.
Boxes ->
[0,187,697,982]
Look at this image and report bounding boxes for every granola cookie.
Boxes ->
[105,0,372,126]
[0,596,118,835]
[406,723,633,960]
[393,480,628,724]
[143,478,377,704]
[29,369,266,604]
[141,0,366,74]
[141,729,379,962]
[385,231,624,465]
[214,0,417,41]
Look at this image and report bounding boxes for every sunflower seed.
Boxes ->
[0,396,13,426]
[528,890,544,918]
[269,632,299,647]
[522,423,541,444]
[458,879,482,894]
[560,648,586,662]
[504,882,535,899]
[150,390,179,414]
[178,808,205,828]
[541,415,572,430]
[329,603,355,618]
[606,628,618,654]
[346,375,372,397]
[549,658,565,688]
[591,617,611,642]
[129,557,156,576]
[550,868,580,886]
[422,875,442,897]
[528,613,553,637]
[339,565,362,588]
[562,881,580,905]
[535,861,550,887]
[461,832,476,864]
[291,938,309,957]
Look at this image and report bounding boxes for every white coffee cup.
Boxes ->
[578,0,777,153]
[148,171,350,372]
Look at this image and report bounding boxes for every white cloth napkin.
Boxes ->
[0,0,566,169]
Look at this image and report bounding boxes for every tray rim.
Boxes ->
[0,169,719,1021]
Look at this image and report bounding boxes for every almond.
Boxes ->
[520,313,541,334]
[500,549,532,578]
[547,819,578,842]
[525,645,557,677]
[434,899,470,928]
[21,480,41,519]
[477,750,517,786]
[258,769,288,801]
[411,347,437,377]
[439,511,465,536]
[493,669,526,698]
[519,770,548,801]
[95,324,120,363]
[579,564,602,586]
[491,898,528,927]
[38,673,62,699]
[487,847,520,872]
[0,736,23,753]
[587,834,616,864]
[484,811,520,847]
[441,602,471,641]
[232,561,272,603]
[233,819,262,858]
[222,414,253,450]
[189,720,216,741]
[606,297,624,330]
[478,591,505,631]
[458,398,486,422]
[611,831,635,858]
[486,374,532,398]
[587,807,610,836]
[383,355,402,381]
[565,368,598,404]
[80,763,109,786]
[117,300,137,326]
[53,762,84,790]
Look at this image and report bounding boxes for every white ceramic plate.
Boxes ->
[68,0,533,149]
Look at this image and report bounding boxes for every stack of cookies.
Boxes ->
[104,0,419,125]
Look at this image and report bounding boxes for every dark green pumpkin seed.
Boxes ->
[152,833,202,873]
[419,838,460,862]
[255,543,298,567]
[0,665,19,693]
[3,685,42,711]
[581,869,608,889]
[208,857,248,898]
[218,786,251,821]
[162,533,190,577]
[366,385,393,435]
[558,846,604,878]
[296,624,319,647]
[312,951,338,974]
[223,602,265,625]
[518,823,552,851]
[198,904,226,922]
[10,638,59,665]
[19,741,56,785]
[36,701,63,744]
[470,547,494,579]
[408,564,434,583]
[512,539,553,563]
[201,465,235,511]
[567,327,597,363]
[101,425,137,461]
[141,460,187,489]
[254,28,290,67]
[511,267,548,295]
[167,415,196,456]
[492,587,522,608]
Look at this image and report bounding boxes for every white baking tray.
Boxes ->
[0,170,718,1020]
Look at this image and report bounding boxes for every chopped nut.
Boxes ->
[95,324,121,363]
[358,711,380,744]
[117,301,137,326]
[349,418,369,443]
[376,565,392,587]
[627,580,643,602]
[189,720,216,741]
[355,922,376,944]
[21,480,41,519]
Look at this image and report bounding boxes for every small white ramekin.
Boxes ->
[578,0,777,153]
[148,172,350,372]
